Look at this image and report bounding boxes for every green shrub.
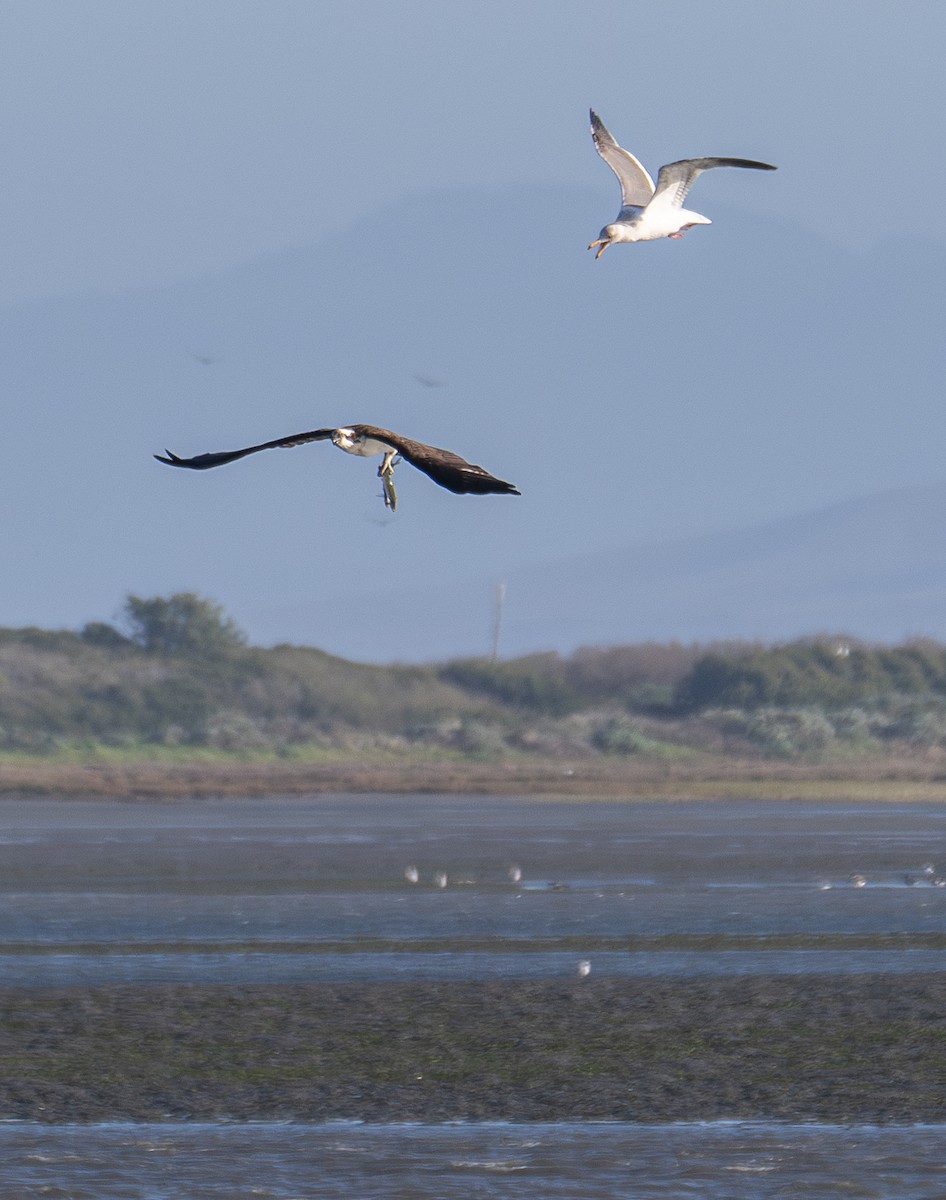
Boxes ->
[439,655,581,715]
[675,639,946,712]
[590,715,650,755]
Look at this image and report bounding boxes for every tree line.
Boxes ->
[2,593,946,758]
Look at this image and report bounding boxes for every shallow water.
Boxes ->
[3,794,946,1194]
[2,1120,944,1198]
[3,946,946,987]
[0,795,944,984]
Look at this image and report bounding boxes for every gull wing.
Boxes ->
[355,425,521,497]
[650,156,777,211]
[155,427,337,470]
[589,110,655,207]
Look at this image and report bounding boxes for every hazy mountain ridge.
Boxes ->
[265,479,946,661]
[0,184,944,659]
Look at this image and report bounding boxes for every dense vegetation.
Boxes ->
[3,594,946,761]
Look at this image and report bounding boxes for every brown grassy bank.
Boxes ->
[3,751,946,800]
[2,975,944,1123]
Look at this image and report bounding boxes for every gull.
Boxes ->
[587,109,777,257]
[404,865,419,884]
[156,423,520,512]
[577,960,592,979]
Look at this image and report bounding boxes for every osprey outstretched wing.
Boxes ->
[156,427,337,471]
[156,423,520,511]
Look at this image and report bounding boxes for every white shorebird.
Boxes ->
[577,960,592,979]
[404,865,419,884]
[508,864,522,884]
[433,871,448,889]
[587,110,777,257]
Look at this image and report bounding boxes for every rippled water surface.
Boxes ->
[2,1120,945,1198]
[2,793,945,1195]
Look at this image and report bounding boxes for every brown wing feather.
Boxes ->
[354,425,520,497]
[155,427,337,470]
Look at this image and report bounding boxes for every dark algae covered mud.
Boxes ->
[2,974,944,1124]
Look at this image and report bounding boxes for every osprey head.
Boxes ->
[332,427,357,451]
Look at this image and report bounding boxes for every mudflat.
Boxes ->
[4,754,946,800]
[3,973,944,1124]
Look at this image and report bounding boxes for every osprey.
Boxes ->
[587,110,777,257]
[155,423,521,512]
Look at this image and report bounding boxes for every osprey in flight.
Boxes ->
[155,424,521,512]
[587,110,777,257]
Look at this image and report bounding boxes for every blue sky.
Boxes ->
[2,1,946,657]
[1,0,943,304]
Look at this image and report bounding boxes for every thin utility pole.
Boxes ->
[490,582,506,660]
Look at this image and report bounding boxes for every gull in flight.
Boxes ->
[156,423,520,512]
[587,110,777,257]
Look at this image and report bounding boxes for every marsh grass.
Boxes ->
[2,743,946,799]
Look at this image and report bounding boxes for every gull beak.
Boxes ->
[588,239,609,260]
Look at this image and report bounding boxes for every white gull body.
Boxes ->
[587,110,777,257]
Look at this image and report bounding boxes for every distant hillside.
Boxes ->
[5,593,946,763]
[266,480,946,661]
[1,182,944,664]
